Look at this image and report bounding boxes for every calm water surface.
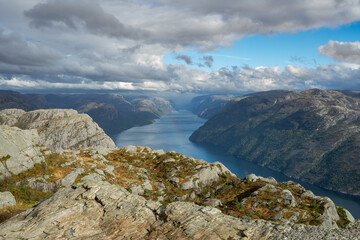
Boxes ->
[116,110,360,218]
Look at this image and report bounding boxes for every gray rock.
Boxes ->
[0,191,16,209]
[1,180,360,240]
[163,158,176,163]
[280,189,297,207]
[57,168,84,187]
[318,197,340,228]
[345,208,355,223]
[0,109,116,152]
[81,173,105,183]
[123,146,138,154]
[169,177,180,187]
[246,173,259,182]
[151,149,165,155]
[204,198,222,207]
[0,125,44,176]
[189,191,196,200]
[301,190,315,199]
[142,179,153,191]
[131,184,144,195]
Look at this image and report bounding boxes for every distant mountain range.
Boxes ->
[188,94,239,119]
[190,89,360,197]
[0,90,175,137]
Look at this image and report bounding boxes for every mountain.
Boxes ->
[0,90,175,137]
[0,110,358,239]
[189,94,238,119]
[190,89,360,197]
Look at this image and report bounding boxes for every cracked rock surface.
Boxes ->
[1,180,359,240]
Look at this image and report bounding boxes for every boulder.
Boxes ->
[280,189,297,207]
[0,191,16,209]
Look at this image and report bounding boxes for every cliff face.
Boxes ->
[0,108,116,152]
[190,89,360,196]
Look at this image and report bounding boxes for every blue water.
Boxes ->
[116,110,360,219]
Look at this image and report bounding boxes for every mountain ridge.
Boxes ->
[190,89,360,197]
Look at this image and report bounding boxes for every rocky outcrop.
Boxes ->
[0,179,359,240]
[0,125,44,178]
[0,109,116,152]
[190,89,360,196]
[0,192,16,209]
[1,145,355,232]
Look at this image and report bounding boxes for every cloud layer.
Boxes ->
[0,0,360,93]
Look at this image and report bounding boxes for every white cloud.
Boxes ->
[318,40,360,64]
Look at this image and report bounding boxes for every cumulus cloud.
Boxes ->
[176,55,192,64]
[318,41,360,64]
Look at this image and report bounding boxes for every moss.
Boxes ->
[0,154,11,162]
[14,121,27,130]
[337,206,351,228]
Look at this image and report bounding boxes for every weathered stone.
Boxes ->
[318,197,340,228]
[204,198,222,207]
[301,190,315,199]
[0,180,359,240]
[0,191,16,209]
[280,189,297,207]
[0,125,44,176]
[0,109,116,152]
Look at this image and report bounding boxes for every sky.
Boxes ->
[0,0,360,94]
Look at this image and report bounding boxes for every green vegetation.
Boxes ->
[0,154,11,162]
[337,206,351,228]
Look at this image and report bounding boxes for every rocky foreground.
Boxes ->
[0,144,358,239]
[0,108,359,239]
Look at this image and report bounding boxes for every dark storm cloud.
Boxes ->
[318,41,360,64]
[203,56,213,68]
[0,27,60,66]
[176,55,192,64]
[24,0,146,40]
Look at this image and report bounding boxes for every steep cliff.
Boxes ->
[190,89,360,196]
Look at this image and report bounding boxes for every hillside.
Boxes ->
[190,89,360,196]
[0,91,175,136]
[0,111,358,239]
[189,94,238,119]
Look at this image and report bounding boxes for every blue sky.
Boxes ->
[165,21,360,70]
